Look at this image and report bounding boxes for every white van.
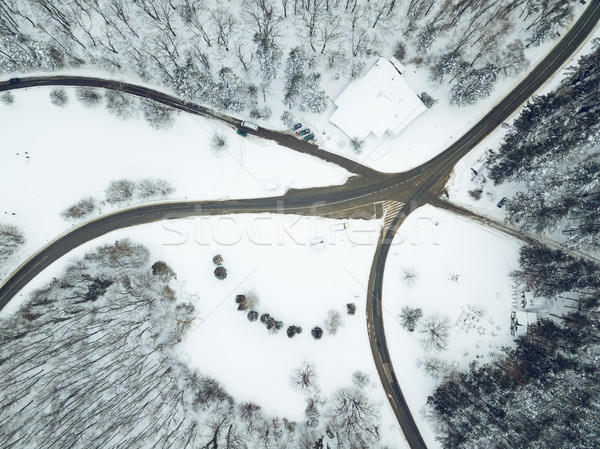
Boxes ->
[240,121,258,131]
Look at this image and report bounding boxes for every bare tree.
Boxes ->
[290,361,318,392]
[137,178,174,199]
[401,266,419,287]
[141,99,176,130]
[418,313,451,351]
[210,9,236,51]
[351,371,369,388]
[61,196,99,220]
[327,387,380,446]
[210,132,228,153]
[399,306,423,332]
[105,178,136,204]
[105,89,136,119]
[0,223,24,262]
[417,356,450,378]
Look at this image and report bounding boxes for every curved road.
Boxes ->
[1,3,600,448]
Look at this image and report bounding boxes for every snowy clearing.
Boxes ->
[0,213,407,448]
[0,87,350,281]
[382,204,522,448]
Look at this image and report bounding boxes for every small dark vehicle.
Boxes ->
[236,129,247,137]
[497,197,508,208]
[298,128,311,136]
[9,78,20,84]
[303,133,315,142]
[293,123,302,131]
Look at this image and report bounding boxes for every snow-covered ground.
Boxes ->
[0,213,407,448]
[0,87,350,281]
[446,25,600,222]
[298,4,590,173]
[382,204,522,448]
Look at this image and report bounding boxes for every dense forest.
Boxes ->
[0,0,577,115]
[0,240,386,449]
[487,38,600,250]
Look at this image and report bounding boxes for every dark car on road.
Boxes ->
[497,197,508,208]
[298,128,310,136]
[303,133,315,142]
[9,78,20,84]
[293,123,302,131]
[236,129,247,137]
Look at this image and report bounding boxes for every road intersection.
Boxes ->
[1,2,600,447]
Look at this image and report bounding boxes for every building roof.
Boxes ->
[330,57,427,140]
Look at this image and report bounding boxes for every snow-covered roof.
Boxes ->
[330,57,427,140]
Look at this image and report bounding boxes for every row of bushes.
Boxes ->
[61,178,175,220]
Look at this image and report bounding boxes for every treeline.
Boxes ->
[0,239,385,449]
[487,38,600,249]
[0,222,24,268]
[426,243,600,449]
[0,0,576,114]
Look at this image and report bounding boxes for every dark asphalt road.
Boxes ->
[1,2,600,448]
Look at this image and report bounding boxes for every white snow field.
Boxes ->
[0,87,350,281]
[382,204,522,448]
[0,213,407,448]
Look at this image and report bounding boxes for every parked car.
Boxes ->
[236,129,247,137]
[497,197,508,208]
[293,123,302,131]
[9,78,20,84]
[298,128,310,136]
[303,133,315,142]
[240,121,258,131]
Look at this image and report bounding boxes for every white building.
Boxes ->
[330,57,427,140]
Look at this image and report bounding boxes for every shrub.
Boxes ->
[324,310,343,335]
[60,197,98,220]
[468,189,483,200]
[280,110,294,127]
[214,266,227,280]
[260,313,283,333]
[235,294,249,311]
[105,90,135,119]
[311,326,323,340]
[393,42,406,61]
[105,179,136,204]
[247,311,258,322]
[210,132,228,152]
[418,91,438,108]
[287,325,303,338]
[1,92,15,105]
[137,178,174,199]
[212,254,223,266]
[346,303,356,315]
[141,99,176,130]
[151,261,176,280]
[50,88,68,107]
[235,293,258,311]
[76,87,102,107]
[350,138,364,154]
